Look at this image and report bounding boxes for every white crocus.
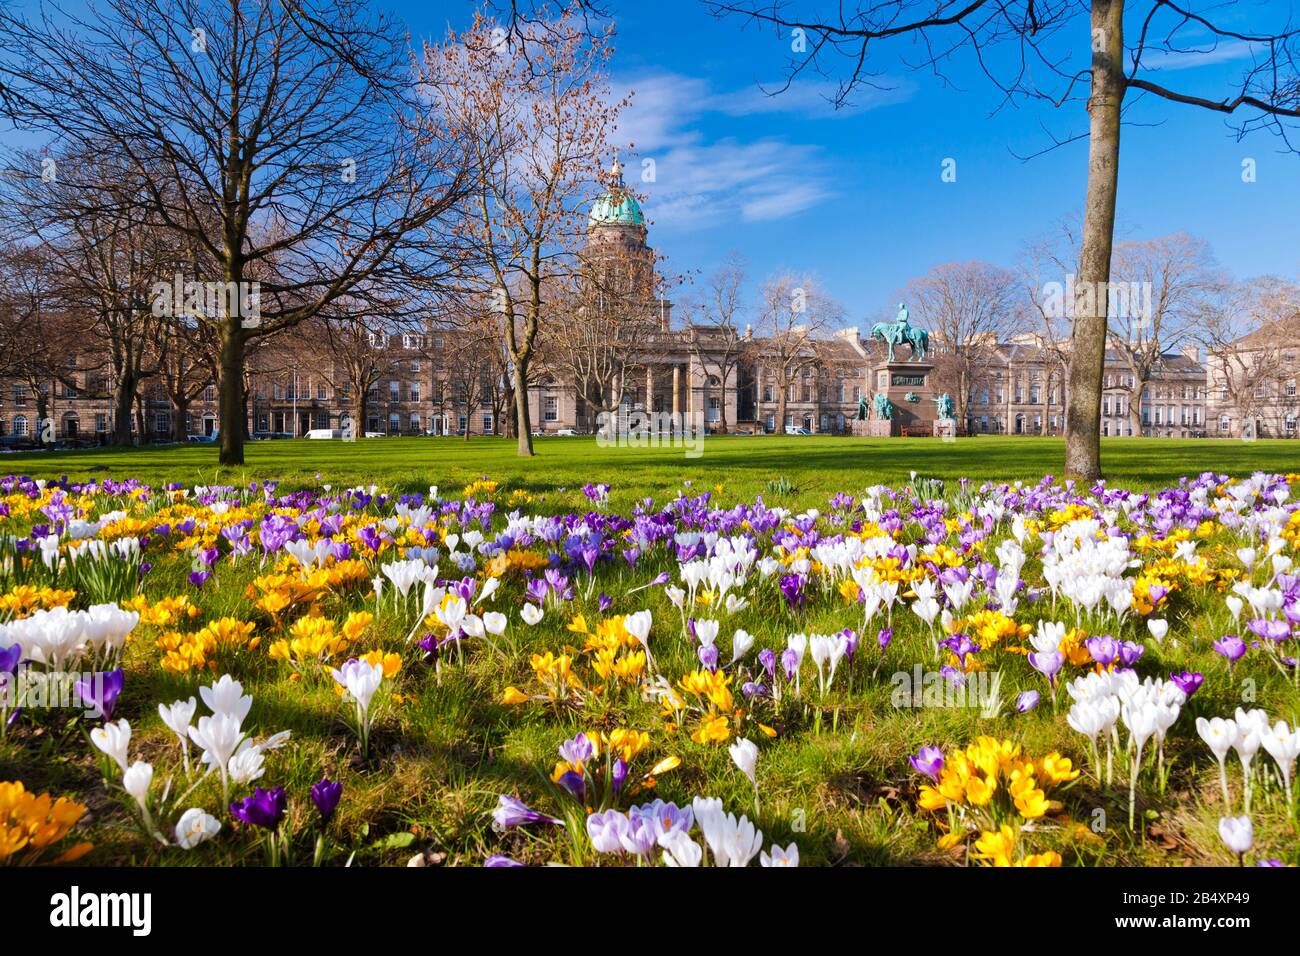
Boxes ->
[200,674,253,723]
[658,830,703,867]
[760,842,800,867]
[189,712,246,803]
[175,808,221,850]
[1196,716,1238,806]
[90,718,132,773]
[521,604,544,626]
[1218,815,1253,862]
[731,629,754,665]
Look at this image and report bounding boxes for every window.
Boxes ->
[13,387,26,407]
[95,414,107,433]
[409,382,421,403]
[389,381,400,401]
[388,413,400,433]
[155,413,171,434]
[411,413,422,433]
[317,384,327,401]
[1219,416,1230,432]
[1288,380,1297,398]
[543,395,558,422]
[204,385,215,402]
[13,415,28,437]
[762,386,773,402]
[482,413,492,432]
[764,413,775,432]
[411,360,421,373]
[273,383,284,400]
[707,397,721,422]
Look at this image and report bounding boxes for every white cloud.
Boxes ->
[610,72,881,227]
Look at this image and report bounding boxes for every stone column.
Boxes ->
[646,365,655,433]
[672,364,680,432]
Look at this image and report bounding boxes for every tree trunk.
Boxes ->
[1040,369,1052,435]
[218,324,246,465]
[111,374,136,446]
[351,391,367,441]
[1065,0,1125,480]
[1130,380,1144,436]
[512,361,534,456]
[777,376,788,433]
[172,398,190,442]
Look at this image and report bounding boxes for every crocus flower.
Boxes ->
[1218,815,1253,863]
[1214,635,1247,666]
[230,785,287,830]
[909,745,944,781]
[492,794,561,829]
[877,627,893,650]
[74,668,124,720]
[175,808,221,849]
[485,855,524,867]
[310,777,343,825]
[1169,671,1203,698]
[1016,690,1041,714]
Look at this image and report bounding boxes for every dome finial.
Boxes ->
[609,154,622,183]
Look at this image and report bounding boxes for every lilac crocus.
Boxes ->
[1016,690,1041,714]
[586,809,629,853]
[1028,648,1064,685]
[1214,635,1247,665]
[1086,635,1119,666]
[309,777,343,825]
[877,627,893,651]
[485,855,525,867]
[558,732,594,766]
[698,643,719,672]
[1248,617,1291,643]
[909,745,944,781]
[73,668,124,720]
[757,648,777,679]
[1118,640,1146,667]
[230,786,288,830]
[0,643,21,676]
[492,794,561,829]
[780,647,799,681]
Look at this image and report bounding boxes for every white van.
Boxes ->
[305,428,340,439]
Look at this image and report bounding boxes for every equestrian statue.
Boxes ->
[870,302,929,363]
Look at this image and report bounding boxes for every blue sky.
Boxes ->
[394,0,1296,323]
[9,0,1297,324]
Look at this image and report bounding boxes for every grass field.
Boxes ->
[3,437,1300,868]
[9,434,1300,507]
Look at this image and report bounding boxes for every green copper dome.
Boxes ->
[589,160,645,228]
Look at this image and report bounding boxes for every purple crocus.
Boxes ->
[598,592,613,612]
[230,786,288,830]
[1016,690,1041,714]
[909,745,944,781]
[1118,640,1146,667]
[492,795,562,829]
[0,643,21,676]
[877,627,893,651]
[1169,671,1203,697]
[757,648,776,679]
[485,855,525,867]
[1247,617,1291,643]
[309,777,343,825]
[698,643,719,672]
[188,568,211,588]
[73,668,124,720]
[1214,634,1248,666]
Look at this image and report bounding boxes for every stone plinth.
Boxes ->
[869,361,936,436]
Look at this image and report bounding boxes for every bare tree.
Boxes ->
[1020,228,1078,435]
[0,0,471,464]
[1105,233,1216,435]
[754,274,840,432]
[685,253,752,434]
[421,7,625,457]
[701,0,1300,478]
[1199,277,1300,439]
[906,261,1024,428]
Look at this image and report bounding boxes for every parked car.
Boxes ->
[784,426,812,436]
[305,428,340,439]
[554,428,580,437]
[187,433,217,443]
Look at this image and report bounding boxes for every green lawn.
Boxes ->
[9,434,1300,506]
[4,434,1300,868]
